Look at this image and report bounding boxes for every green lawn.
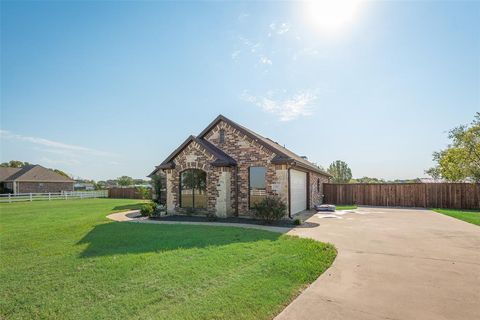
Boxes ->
[335,205,358,210]
[0,199,336,320]
[433,208,480,226]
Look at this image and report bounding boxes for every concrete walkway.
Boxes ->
[106,210,292,233]
[277,207,480,320]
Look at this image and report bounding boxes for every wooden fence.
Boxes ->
[108,187,152,200]
[323,183,480,209]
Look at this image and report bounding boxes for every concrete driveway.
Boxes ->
[276,207,480,320]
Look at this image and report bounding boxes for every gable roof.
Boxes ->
[148,135,237,177]
[198,115,331,177]
[0,165,74,182]
[0,167,21,181]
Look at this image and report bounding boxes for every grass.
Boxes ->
[432,208,480,226]
[335,205,358,210]
[0,199,336,320]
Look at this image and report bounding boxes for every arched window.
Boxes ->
[180,169,207,209]
[219,129,225,144]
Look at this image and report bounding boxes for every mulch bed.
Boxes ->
[149,214,297,228]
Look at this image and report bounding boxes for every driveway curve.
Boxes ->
[277,207,480,320]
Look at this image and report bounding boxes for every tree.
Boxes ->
[327,160,352,183]
[117,176,134,187]
[0,160,31,168]
[96,181,107,190]
[150,174,164,203]
[137,186,151,200]
[351,176,385,184]
[426,112,480,182]
[53,169,70,178]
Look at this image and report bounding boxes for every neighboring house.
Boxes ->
[149,115,331,218]
[74,182,95,191]
[0,165,74,194]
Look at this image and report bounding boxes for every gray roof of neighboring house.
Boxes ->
[0,167,22,181]
[0,165,74,182]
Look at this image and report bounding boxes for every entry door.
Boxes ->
[290,170,307,215]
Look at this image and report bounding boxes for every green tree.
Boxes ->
[327,160,352,183]
[137,186,151,200]
[0,160,31,168]
[426,112,480,182]
[150,174,163,202]
[117,176,134,187]
[96,181,107,190]
[351,176,385,184]
[53,169,70,178]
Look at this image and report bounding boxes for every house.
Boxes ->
[74,181,96,191]
[0,165,74,194]
[149,115,331,218]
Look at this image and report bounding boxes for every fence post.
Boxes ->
[48,193,51,201]
[65,192,67,200]
[8,194,11,203]
[30,193,32,201]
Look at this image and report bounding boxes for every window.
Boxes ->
[219,129,225,144]
[180,169,207,209]
[317,179,320,192]
[249,166,266,208]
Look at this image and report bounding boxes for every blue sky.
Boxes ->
[1,1,479,180]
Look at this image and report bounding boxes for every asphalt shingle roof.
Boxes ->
[0,165,73,182]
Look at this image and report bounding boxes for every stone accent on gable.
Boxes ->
[204,120,289,215]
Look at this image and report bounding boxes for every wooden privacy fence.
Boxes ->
[108,187,152,200]
[323,183,480,209]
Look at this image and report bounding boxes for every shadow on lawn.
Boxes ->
[112,203,146,211]
[77,221,280,258]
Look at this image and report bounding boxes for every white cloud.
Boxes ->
[0,130,116,157]
[259,55,272,65]
[40,157,81,166]
[269,22,290,35]
[241,90,317,121]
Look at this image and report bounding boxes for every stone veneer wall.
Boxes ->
[163,140,234,217]
[17,182,74,193]
[203,120,289,215]
[309,172,330,208]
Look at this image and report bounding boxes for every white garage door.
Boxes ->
[290,170,307,215]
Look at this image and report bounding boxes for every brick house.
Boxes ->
[149,115,331,218]
[0,165,74,194]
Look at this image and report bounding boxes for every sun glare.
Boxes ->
[304,0,363,33]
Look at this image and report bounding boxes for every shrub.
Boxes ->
[253,196,287,223]
[293,218,302,225]
[140,202,157,217]
[137,186,151,200]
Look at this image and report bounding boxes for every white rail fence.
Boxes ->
[0,190,108,203]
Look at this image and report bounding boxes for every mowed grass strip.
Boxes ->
[433,208,480,226]
[0,199,336,320]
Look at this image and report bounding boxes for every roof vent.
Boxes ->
[301,156,308,160]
